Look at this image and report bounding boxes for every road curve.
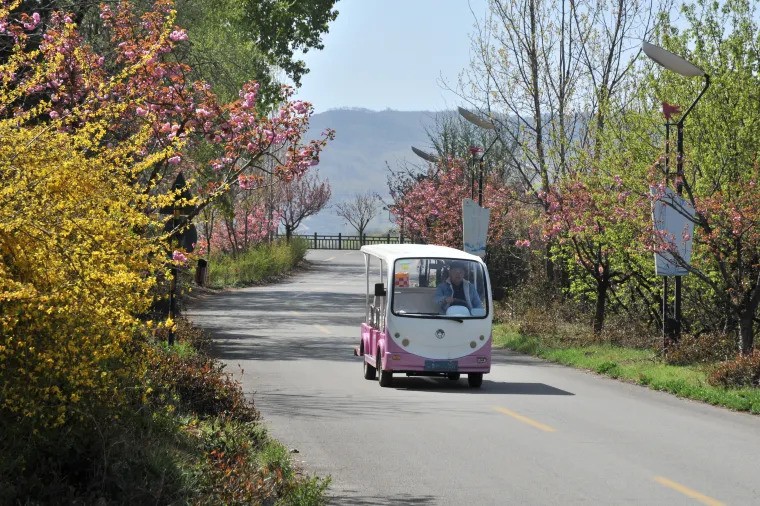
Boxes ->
[187,249,760,505]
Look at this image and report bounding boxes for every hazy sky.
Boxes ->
[293,0,489,113]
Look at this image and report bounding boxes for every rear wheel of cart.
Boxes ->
[377,350,393,387]
[363,356,376,380]
[447,373,461,381]
[467,373,483,388]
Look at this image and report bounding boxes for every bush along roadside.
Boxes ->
[492,320,760,415]
[150,319,330,505]
[0,318,329,505]
[205,238,309,289]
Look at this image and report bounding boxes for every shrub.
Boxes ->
[664,332,736,366]
[0,123,164,431]
[174,317,213,355]
[708,351,760,388]
[596,320,659,349]
[0,401,190,505]
[146,346,259,421]
[519,306,560,339]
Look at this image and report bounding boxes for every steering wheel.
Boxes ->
[449,298,471,309]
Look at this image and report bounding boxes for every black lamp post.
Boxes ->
[458,107,499,207]
[160,171,196,345]
[408,146,443,243]
[642,41,710,342]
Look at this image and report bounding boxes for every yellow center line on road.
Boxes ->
[324,256,336,261]
[315,324,330,335]
[653,476,725,506]
[493,406,556,432]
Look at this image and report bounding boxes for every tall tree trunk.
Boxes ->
[738,286,759,354]
[243,210,249,250]
[738,312,754,355]
[593,275,609,334]
[545,243,555,284]
[224,218,237,258]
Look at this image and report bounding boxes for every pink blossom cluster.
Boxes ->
[1,0,332,218]
[197,205,280,255]
[390,158,536,249]
[172,250,188,264]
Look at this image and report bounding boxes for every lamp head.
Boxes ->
[642,41,705,77]
[458,107,496,130]
[411,146,439,163]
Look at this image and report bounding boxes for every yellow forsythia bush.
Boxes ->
[0,115,167,429]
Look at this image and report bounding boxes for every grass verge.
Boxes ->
[493,324,760,414]
[207,238,308,288]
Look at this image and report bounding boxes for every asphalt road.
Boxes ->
[187,249,760,505]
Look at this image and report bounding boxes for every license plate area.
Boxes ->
[424,360,458,372]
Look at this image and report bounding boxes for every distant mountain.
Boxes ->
[295,108,439,235]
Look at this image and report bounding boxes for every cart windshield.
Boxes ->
[391,257,488,318]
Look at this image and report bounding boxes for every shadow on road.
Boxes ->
[208,336,359,362]
[253,391,474,419]
[328,492,436,505]
[391,377,575,395]
[193,289,365,328]
[252,379,573,421]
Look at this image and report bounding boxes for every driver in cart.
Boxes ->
[434,261,482,314]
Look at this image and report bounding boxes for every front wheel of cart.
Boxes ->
[467,373,483,388]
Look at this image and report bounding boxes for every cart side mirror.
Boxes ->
[374,283,387,297]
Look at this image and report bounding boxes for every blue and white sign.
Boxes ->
[651,187,695,276]
[462,198,490,258]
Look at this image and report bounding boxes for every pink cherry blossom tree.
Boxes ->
[278,169,332,241]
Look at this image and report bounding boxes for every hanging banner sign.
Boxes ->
[651,187,695,276]
[462,198,490,258]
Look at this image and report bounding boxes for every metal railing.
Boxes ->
[283,233,409,250]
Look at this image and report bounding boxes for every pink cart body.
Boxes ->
[358,244,492,388]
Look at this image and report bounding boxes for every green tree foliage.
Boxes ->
[175,0,338,103]
[648,0,760,352]
[237,0,338,86]
[4,0,338,105]
[426,0,760,350]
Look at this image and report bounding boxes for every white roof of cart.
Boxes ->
[360,244,483,264]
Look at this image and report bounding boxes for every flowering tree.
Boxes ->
[390,162,468,247]
[0,0,331,430]
[542,170,652,333]
[6,1,332,219]
[390,157,532,249]
[278,169,331,241]
[197,186,280,255]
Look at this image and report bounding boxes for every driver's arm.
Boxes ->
[434,283,449,308]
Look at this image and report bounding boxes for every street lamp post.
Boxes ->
[458,107,499,207]
[409,146,441,244]
[159,171,196,346]
[642,41,710,342]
